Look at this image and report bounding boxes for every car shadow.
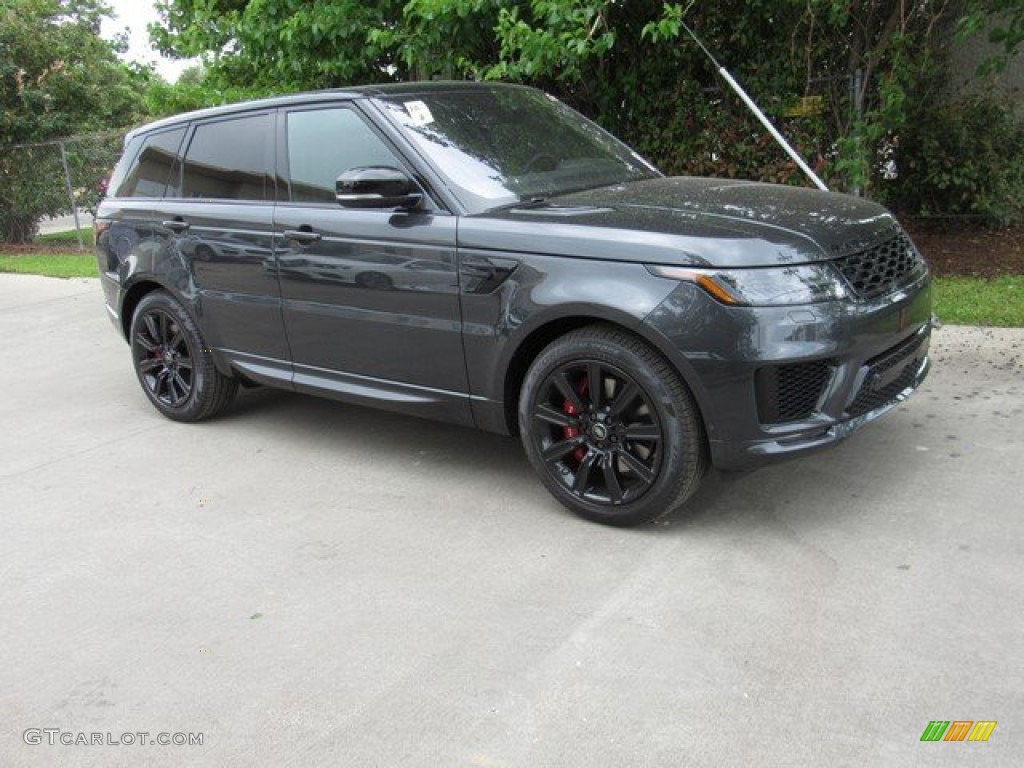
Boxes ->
[214,384,895,534]
[221,385,535,484]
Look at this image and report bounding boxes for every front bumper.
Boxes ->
[712,328,930,469]
[645,273,934,470]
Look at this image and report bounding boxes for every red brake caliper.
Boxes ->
[562,376,589,465]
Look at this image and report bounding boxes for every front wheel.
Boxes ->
[130,291,237,422]
[519,326,706,526]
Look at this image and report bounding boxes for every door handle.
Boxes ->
[282,229,322,244]
[162,219,190,233]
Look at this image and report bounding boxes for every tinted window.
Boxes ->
[287,108,402,203]
[115,128,186,198]
[107,136,142,198]
[182,114,274,201]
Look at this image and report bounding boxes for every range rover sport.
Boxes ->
[95,82,932,526]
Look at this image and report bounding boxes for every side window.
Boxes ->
[182,114,274,201]
[286,108,402,204]
[114,128,186,198]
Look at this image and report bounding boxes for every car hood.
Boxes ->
[460,176,901,267]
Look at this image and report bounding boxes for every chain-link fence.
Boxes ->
[0,130,126,249]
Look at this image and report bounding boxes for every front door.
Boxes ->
[273,104,470,424]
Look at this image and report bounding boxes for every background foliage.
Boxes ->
[0,0,149,241]
[2,1,1023,243]
[893,94,1024,225]
[149,0,1024,223]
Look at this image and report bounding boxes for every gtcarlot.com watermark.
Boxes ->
[23,729,203,747]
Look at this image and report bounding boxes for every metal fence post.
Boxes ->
[850,68,865,198]
[58,140,85,252]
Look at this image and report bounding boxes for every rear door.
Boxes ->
[161,112,289,366]
[273,102,470,424]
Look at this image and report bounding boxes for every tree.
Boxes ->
[140,64,261,118]
[0,0,149,242]
[149,1,1024,221]
[151,0,408,93]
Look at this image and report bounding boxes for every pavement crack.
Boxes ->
[0,423,164,484]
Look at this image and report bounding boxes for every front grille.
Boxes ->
[756,360,833,424]
[847,332,927,418]
[834,232,925,301]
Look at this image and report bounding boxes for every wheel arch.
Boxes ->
[120,277,205,346]
[118,243,201,340]
[120,280,168,339]
[501,313,712,445]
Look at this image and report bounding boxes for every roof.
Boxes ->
[127,81,529,140]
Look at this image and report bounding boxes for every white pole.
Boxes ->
[681,23,829,192]
[715,68,829,192]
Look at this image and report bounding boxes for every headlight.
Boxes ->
[646,263,849,306]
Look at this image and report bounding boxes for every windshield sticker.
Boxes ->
[404,100,434,126]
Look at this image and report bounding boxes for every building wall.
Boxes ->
[949,19,1023,114]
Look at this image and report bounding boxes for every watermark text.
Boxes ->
[23,729,203,747]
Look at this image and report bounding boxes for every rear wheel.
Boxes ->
[130,291,237,422]
[519,325,706,526]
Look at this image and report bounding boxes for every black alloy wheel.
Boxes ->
[134,308,193,408]
[532,359,663,505]
[520,325,706,526]
[130,291,237,422]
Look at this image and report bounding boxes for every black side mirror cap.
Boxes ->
[336,166,424,210]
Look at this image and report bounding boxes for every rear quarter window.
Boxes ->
[112,127,187,198]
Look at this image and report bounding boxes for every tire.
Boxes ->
[130,291,237,422]
[519,325,706,526]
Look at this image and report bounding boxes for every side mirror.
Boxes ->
[336,166,423,210]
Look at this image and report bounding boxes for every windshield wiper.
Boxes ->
[513,197,550,209]
[484,197,551,214]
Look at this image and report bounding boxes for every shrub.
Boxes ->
[882,95,1024,226]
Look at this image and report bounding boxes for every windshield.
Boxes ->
[373,86,660,213]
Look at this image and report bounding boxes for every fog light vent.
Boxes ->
[756,361,833,424]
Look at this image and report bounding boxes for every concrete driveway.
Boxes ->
[1,273,1021,767]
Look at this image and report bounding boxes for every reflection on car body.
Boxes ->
[268,249,456,292]
[179,232,274,263]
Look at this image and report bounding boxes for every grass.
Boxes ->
[36,228,92,246]
[933,275,1024,328]
[0,253,96,279]
[0,247,1021,327]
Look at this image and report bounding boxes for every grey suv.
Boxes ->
[95,82,932,526]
